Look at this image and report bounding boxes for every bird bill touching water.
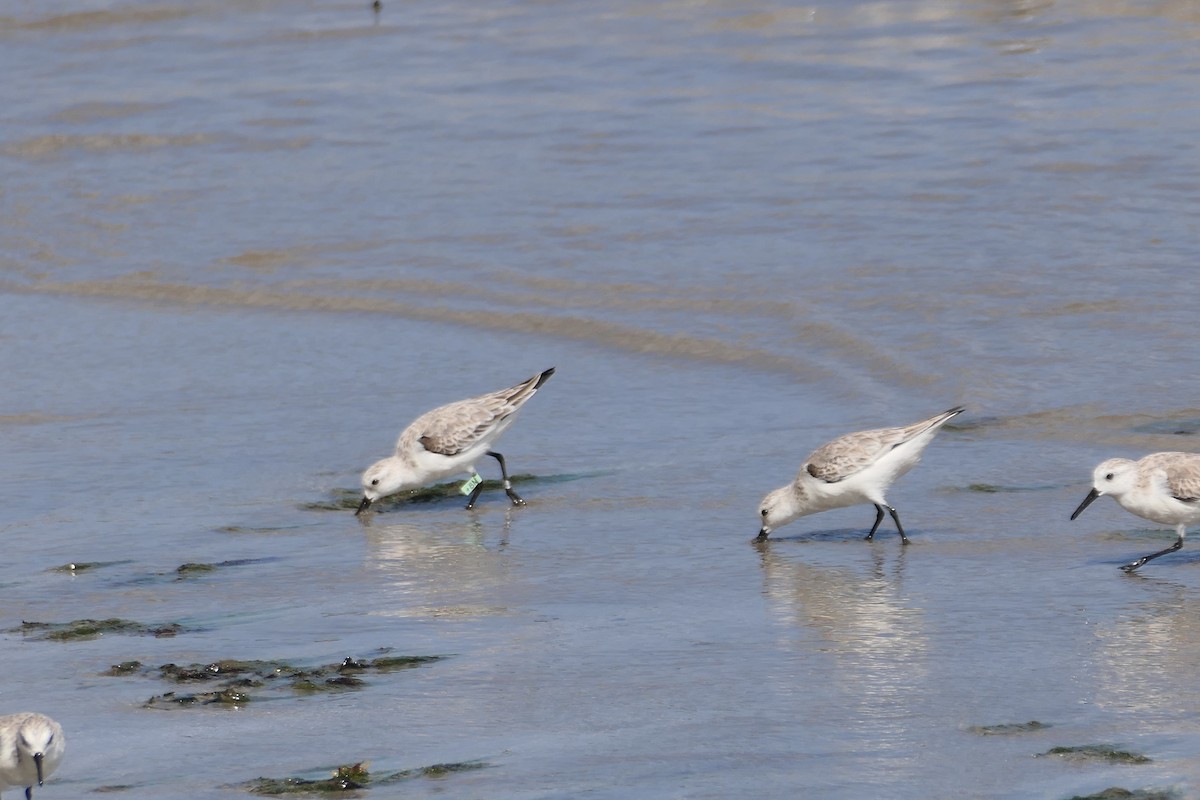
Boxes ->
[0,712,64,800]
[756,407,964,543]
[1071,452,1200,572]
[356,368,555,515]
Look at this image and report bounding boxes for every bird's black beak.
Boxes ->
[34,751,44,786]
[755,528,770,542]
[1070,488,1101,520]
[355,496,372,516]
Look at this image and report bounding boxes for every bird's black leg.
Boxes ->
[886,504,910,545]
[464,480,486,510]
[488,450,526,506]
[1121,537,1183,573]
[865,505,886,541]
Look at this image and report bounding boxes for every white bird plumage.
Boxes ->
[1071,452,1200,572]
[356,368,555,515]
[0,712,65,800]
[756,407,964,542]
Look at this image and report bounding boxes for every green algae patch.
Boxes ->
[127,651,447,708]
[291,675,365,693]
[243,760,488,795]
[159,660,293,682]
[243,762,369,794]
[144,688,252,709]
[338,655,442,672]
[406,761,487,779]
[373,759,489,785]
[1040,745,1151,764]
[968,720,1051,735]
[1068,788,1179,800]
[17,618,188,641]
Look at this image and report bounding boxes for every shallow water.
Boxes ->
[3,1,1200,798]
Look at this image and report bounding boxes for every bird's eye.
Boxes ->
[761,509,768,517]
[371,479,379,486]
[1104,473,1114,481]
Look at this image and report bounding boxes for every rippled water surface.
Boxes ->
[3,1,1200,798]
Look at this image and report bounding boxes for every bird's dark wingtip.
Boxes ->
[533,367,556,389]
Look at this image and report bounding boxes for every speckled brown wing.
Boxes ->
[801,407,964,484]
[402,368,554,458]
[803,426,906,483]
[413,394,516,456]
[1151,452,1200,503]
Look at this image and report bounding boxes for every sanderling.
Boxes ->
[756,406,964,543]
[0,712,64,800]
[356,368,556,515]
[1071,452,1200,572]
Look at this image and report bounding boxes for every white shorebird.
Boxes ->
[1071,452,1200,572]
[0,713,65,800]
[356,368,555,515]
[756,407,964,543]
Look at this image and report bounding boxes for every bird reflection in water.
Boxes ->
[754,540,927,750]
[1094,581,1200,718]
[362,510,519,620]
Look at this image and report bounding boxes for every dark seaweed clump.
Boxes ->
[48,561,126,573]
[1040,745,1152,764]
[1068,788,1179,800]
[302,471,603,513]
[244,763,369,795]
[175,562,217,575]
[967,720,1051,735]
[130,653,444,709]
[964,483,1060,494]
[302,474,539,512]
[242,760,488,795]
[150,688,254,708]
[103,660,143,676]
[174,558,277,578]
[1131,418,1200,436]
[16,618,187,641]
[377,761,486,782]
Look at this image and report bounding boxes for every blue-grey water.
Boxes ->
[3,1,1200,798]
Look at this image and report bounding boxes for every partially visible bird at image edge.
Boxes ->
[1071,451,1200,572]
[0,712,65,800]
